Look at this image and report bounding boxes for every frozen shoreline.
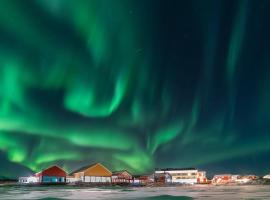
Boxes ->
[0,181,269,187]
[1,185,270,199]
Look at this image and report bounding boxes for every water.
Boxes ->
[0,185,270,200]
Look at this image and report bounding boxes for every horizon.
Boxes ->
[1,161,269,180]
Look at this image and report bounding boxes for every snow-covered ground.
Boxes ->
[0,185,270,199]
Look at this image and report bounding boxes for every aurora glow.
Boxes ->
[0,0,270,178]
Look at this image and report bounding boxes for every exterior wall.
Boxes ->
[154,174,166,184]
[132,178,144,186]
[42,176,65,183]
[171,178,197,184]
[74,172,84,179]
[66,177,80,183]
[231,175,240,181]
[19,177,28,183]
[263,175,270,179]
[84,176,111,183]
[155,169,198,184]
[72,172,85,182]
[139,176,153,185]
[19,176,38,184]
[35,166,67,183]
[112,171,133,183]
[112,177,132,183]
[71,163,112,183]
[212,175,232,184]
[132,176,153,186]
[197,171,207,183]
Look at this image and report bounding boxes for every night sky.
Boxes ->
[0,0,270,179]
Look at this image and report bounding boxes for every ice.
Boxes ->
[0,185,270,200]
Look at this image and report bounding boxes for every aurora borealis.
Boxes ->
[0,0,270,178]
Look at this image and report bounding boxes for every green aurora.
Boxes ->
[0,0,270,178]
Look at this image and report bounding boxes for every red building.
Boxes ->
[112,170,133,184]
[132,175,154,186]
[212,174,232,185]
[36,165,67,184]
[197,171,208,184]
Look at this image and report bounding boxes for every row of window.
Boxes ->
[174,176,197,179]
[170,173,197,176]
[42,176,65,183]
[82,176,111,182]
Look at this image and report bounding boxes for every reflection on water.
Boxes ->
[0,185,270,200]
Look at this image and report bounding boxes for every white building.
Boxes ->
[18,176,39,184]
[155,168,198,184]
[263,174,270,179]
[66,176,79,183]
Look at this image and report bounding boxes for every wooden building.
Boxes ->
[35,165,67,184]
[68,163,112,184]
[112,170,133,184]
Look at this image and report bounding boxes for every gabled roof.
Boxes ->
[71,163,98,175]
[36,165,67,177]
[36,165,65,174]
[70,163,112,176]
[112,170,132,176]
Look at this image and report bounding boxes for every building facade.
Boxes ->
[68,163,112,184]
[263,174,270,179]
[211,174,232,185]
[197,171,207,184]
[112,170,133,184]
[35,165,67,184]
[132,175,154,186]
[18,176,39,184]
[155,168,198,184]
